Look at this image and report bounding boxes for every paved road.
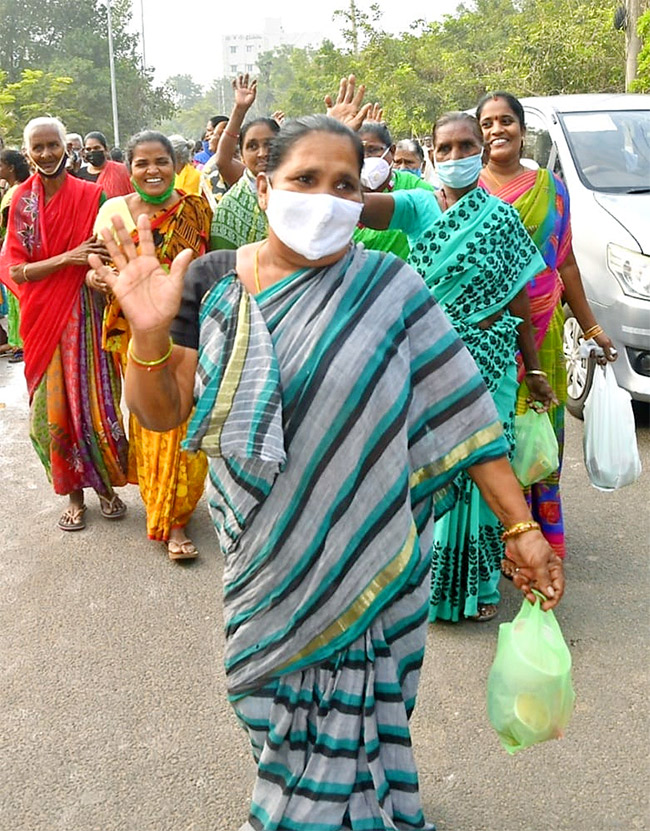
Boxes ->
[1,357,648,831]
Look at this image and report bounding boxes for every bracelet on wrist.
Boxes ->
[22,263,30,283]
[127,336,174,371]
[224,129,240,140]
[525,369,547,378]
[501,520,541,541]
[582,324,603,340]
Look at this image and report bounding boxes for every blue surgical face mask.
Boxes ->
[434,153,483,189]
[404,166,423,178]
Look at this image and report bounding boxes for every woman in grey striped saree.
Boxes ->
[92,116,564,831]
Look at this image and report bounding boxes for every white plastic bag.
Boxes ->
[583,364,642,491]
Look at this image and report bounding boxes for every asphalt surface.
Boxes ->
[0,356,648,831]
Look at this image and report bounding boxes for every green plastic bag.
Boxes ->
[487,592,575,754]
[511,409,559,487]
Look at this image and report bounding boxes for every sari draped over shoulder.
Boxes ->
[391,187,546,620]
[97,193,211,540]
[209,168,267,250]
[480,168,571,558]
[96,160,134,199]
[0,183,22,347]
[182,244,506,829]
[0,173,129,495]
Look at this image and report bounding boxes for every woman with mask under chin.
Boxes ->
[353,121,434,261]
[362,111,557,625]
[76,131,134,198]
[0,117,129,531]
[89,114,563,830]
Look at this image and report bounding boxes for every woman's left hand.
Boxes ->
[592,330,617,364]
[525,373,558,413]
[85,266,114,294]
[502,530,565,610]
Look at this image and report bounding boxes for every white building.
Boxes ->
[222,18,321,76]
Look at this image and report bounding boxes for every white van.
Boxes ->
[517,94,650,416]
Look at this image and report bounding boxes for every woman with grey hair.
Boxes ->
[0,116,129,531]
[394,138,426,177]
[169,134,202,196]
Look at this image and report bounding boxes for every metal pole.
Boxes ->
[140,0,147,72]
[107,0,120,146]
[625,0,641,91]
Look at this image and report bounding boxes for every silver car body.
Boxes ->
[517,94,650,402]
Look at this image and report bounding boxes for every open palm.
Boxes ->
[89,213,193,335]
[233,73,257,110]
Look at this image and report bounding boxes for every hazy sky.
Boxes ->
[137,0,463,87]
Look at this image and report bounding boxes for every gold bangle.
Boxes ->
[583,324,603,340]
[501,520,541,541]
[22,263,29,283]
[127,337,174,369]
[525,369,547,378]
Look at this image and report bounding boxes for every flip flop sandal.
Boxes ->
[8,350,24,363]
[167,539,199,561]
[98,494,127,519]
[469,604,499,622]
[58,504,87,532]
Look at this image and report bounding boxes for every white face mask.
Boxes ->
[264,185,363,261]
[360,148,391,191]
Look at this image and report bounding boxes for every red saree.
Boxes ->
[0,172,129,496]
[0,173,102,398]
[96,160,134,199]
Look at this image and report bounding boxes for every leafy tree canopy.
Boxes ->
[0,0,174,146]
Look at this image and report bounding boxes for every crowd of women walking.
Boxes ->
[0,73,616,830]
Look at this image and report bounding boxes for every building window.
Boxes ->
[246,64,254,72]
[246,45,253,52]
[230,46,236,53]
[230,64,238,73]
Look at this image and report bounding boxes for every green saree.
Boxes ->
[391,187,546,621]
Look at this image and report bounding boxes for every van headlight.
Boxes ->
[607,244,650,300]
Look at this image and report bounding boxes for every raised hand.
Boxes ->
[89,213,194,335]
[232,73,258,111]
[325,74,372,131]
[366,102,384,124]
[271,110,286,125]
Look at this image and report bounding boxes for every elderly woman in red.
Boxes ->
[0,117,129,531]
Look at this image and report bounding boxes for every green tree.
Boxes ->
[0,0,174,146]
[0,69,73,145]
[631,9,650,91]
[166,74,205,111]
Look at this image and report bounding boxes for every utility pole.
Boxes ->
[349,0,359,55]
[107,0,120,146]
[625,0,641,90]
[140,0,147,73]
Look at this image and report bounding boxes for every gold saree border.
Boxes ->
[201,292,251,454]
[409,421,503,488]
[277,521,418,671]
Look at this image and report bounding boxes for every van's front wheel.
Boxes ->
[563,312,595,419]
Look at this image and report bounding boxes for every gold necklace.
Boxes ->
[254,242,267,293]
[484,164,523,189]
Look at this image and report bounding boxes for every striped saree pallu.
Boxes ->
[185,244,507,830]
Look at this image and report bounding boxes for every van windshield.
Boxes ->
[560,109,650,193]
